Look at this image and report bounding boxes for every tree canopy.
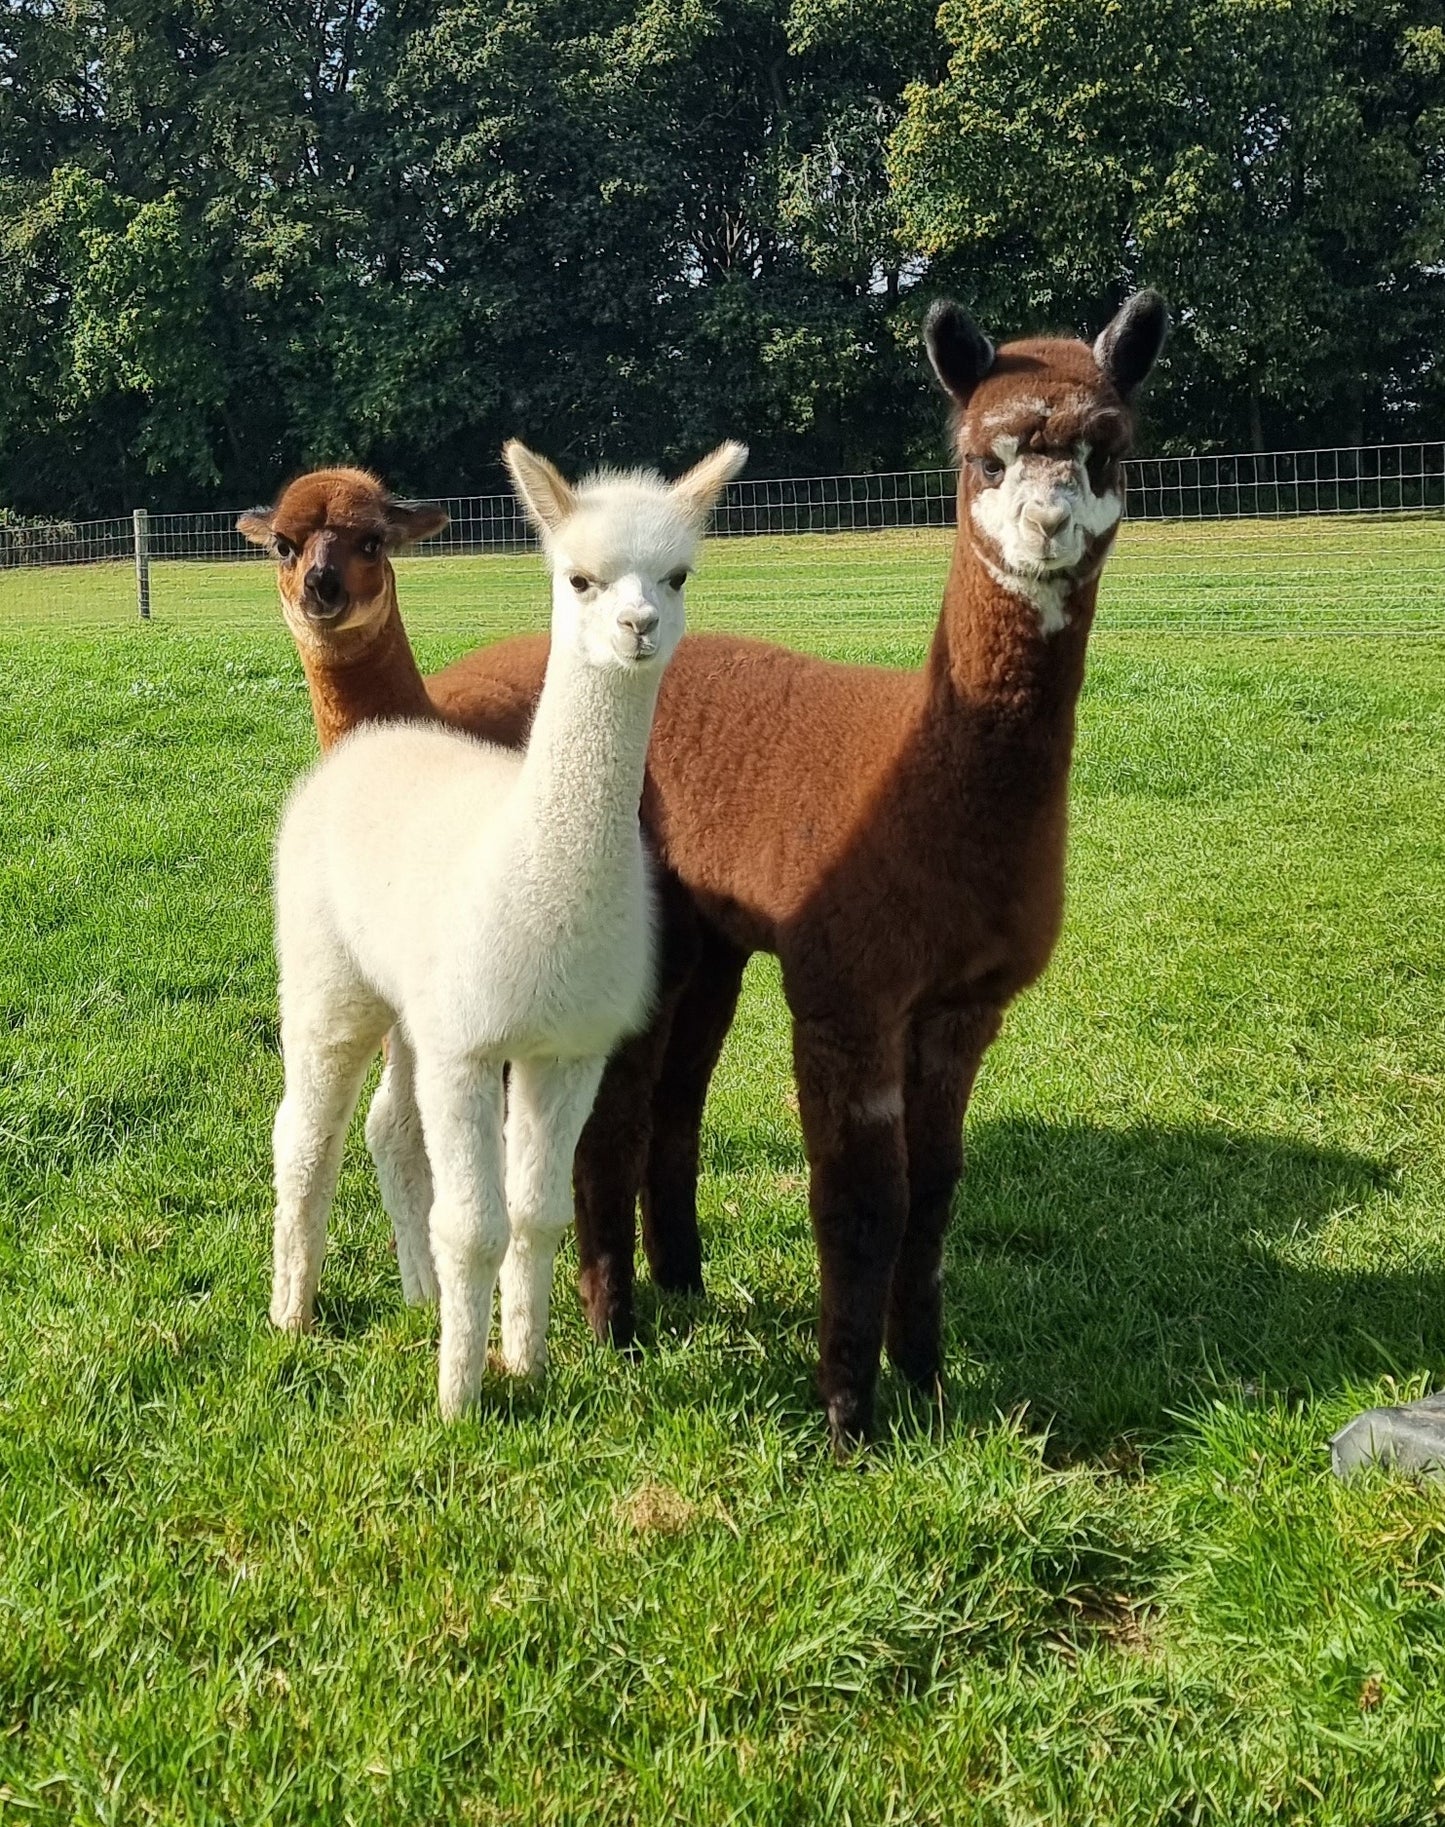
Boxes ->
[0,0,1438,513]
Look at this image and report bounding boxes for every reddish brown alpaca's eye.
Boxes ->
[978,456,1005,482]
[274,537,295,562]
[361,536,382,559]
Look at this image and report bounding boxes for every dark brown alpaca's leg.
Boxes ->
[792,1014,909,1448]
[886,1003,1003,1391]
[641,928,748,1293]
[572,1031,660,1347]
[572,876,700,1345]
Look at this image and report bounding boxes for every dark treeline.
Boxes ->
[0,0,1440,516]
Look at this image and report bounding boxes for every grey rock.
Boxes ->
[1330,1391,1445,1480]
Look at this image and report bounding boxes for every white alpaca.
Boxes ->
[268,438,747,1416]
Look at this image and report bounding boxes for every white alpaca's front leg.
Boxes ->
[412,1056,508,1418]
[500,1055,606,1378]
[271,1016,384,1333]
[365,1030,438,1306]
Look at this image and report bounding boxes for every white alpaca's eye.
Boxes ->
[666,570,688,591]
[568,572,592,593]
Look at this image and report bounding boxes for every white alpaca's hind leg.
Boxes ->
[365,1030,438,1306]
[412,1056,508,1418]
[271,1004,387,1333]
[500,1055,606,1378]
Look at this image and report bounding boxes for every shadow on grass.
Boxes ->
[938,1117,1435,1455]
[639,1116,1438,1457]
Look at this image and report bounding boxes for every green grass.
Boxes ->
[4,537,1445,1822]
[2,512,1443,637]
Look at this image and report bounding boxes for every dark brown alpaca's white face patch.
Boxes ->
[965,405,1124,634]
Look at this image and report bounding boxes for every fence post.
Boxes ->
[133,507,151,621]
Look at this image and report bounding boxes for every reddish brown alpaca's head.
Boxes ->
[236,468,448,658]
[925,292,1169,633]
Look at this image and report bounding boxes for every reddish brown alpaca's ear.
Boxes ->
[504,442,578,536]
[236,508,276,547]
[385,499,450,547]
[671,441,748,522]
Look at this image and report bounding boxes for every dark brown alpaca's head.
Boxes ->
[925,292,1169,632]
[237,468,448,652]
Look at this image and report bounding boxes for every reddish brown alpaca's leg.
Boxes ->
[792,1014,909,1448]
[887,1004,1003,1391]
[640,928,748,1294]
[573,876,701,1345]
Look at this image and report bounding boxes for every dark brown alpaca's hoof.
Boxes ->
[651,1262,705,1298]
[577,1263,636,1351]
[888,1343,944,1394]
[825,1390,874,1460]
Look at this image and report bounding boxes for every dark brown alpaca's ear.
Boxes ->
[923,301,995,405]
[385,499,449,547]
[236,508,275,547]
[1094,291,1170,397]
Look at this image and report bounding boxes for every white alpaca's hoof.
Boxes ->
[437,1348,485,1420]
[397,1253,440,1307]
[502,1344,548,1381]
[270,1300,313,1334]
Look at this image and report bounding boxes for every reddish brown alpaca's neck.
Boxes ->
[296,569,435,751]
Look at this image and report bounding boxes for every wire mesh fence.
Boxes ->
[1,442,1441,637]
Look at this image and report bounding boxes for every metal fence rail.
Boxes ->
[1,442,1441,634]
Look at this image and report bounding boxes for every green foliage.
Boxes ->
[0,0,1439,510]
[891,0,1445,451]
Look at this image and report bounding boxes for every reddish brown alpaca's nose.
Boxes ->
[305,564,347,614]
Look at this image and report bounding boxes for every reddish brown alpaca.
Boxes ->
[236,467,448,746]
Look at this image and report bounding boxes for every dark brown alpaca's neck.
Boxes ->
[298,570,434,751]
[925,537,1096,754]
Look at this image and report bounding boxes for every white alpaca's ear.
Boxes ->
[504,441,577,536]
[672,441,748,522]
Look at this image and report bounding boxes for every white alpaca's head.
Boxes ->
[504,441,747,671]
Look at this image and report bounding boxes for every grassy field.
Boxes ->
[1,512,1443,638]
[3,536,1445,1822]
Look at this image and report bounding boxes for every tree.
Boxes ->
[890,0,1445,450]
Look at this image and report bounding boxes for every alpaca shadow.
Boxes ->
[640,1116,1437,1457]
[932,1117,1436,1455]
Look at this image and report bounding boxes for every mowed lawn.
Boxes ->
[3,533,1445,1822]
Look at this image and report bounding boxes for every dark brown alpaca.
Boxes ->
[427,292,1169,1444]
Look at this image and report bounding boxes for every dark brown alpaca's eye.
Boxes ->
[666,570,688,591]
[569,573,591,593]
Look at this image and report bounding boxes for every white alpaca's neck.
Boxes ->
[512,635,658,898]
